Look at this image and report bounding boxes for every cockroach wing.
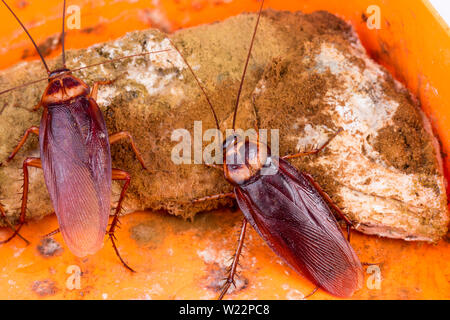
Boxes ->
[235,158,363,297]
[39,97,111,257]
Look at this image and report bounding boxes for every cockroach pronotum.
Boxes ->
[0,0,169,271]
[170,0,363,299]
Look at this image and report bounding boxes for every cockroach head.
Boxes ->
[223,133,271,185]
[41,71,89,106]
[48,68,70,80]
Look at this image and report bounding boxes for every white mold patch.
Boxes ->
[197,245,232,268]
[314,42,397,136]
[286,288,305,300]
[295,123,332,151]
[123,37,186,97]
[96,85,119,107]
[79,35,186,99]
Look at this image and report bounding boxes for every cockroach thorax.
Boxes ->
[41,71,90,106]
[223,134,271,185]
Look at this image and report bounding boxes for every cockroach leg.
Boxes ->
[0,157,41,245]
[218,218,248,300]
[192,192,235,204]
[109,132,147,170]
[282,128,343,160]
[0,203,29,245]
[7,126,39,162]
[107,168,135,272]
[42,226,60,238]
[32,102,42,112]
[89,80,115,101]
[303,173,353,241]
[304,286,320,299]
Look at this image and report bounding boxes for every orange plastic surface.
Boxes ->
[0,0,449,300]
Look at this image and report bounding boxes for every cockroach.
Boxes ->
[0,0,169,270]
[170,0,363,298]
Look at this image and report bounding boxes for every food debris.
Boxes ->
[31,279,57,297]
[37,238,63,257]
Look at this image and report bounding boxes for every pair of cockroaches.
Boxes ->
[0,0,363,299]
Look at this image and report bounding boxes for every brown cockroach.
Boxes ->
[170,0,363,299]
[0,0,169,271]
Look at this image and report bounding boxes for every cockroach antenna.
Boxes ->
[1,0,51,74]
[168,38,220,131]
[0,49,172,97]
[61,0,67,68]
[0,0,171,98]
[231,0,264,130]
[169,0,264,132]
